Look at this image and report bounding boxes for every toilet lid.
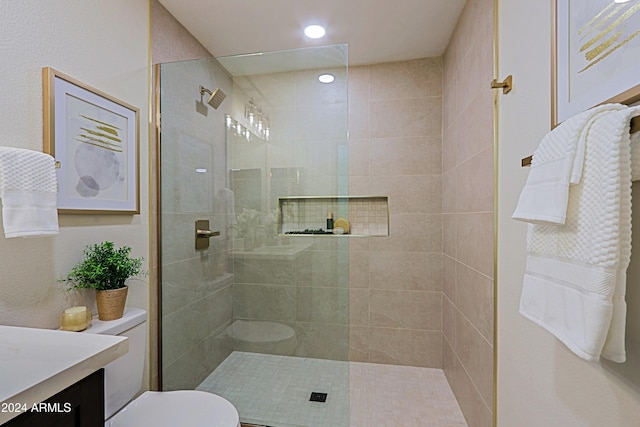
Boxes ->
[110,390,239,427]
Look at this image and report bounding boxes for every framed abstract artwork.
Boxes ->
[43,67,139,214]
[553,0,640,127]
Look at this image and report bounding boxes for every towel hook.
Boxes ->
[491,75,513,94]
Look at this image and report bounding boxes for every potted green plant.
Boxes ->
[65,241,145,320]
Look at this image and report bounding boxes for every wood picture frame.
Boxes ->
[552,0,640,127]
[43,67,139,214]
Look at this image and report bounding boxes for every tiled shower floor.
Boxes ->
[197,351,467,427]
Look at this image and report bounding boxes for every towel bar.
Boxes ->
[522,116,640,167]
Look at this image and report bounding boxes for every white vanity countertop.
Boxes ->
[0,325,127,424]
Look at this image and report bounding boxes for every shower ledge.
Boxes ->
[230,241,312,260]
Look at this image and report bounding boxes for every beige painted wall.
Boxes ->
[497,0,640,425]
[0,0,150,386]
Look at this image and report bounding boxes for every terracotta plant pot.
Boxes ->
[95,286,128,320]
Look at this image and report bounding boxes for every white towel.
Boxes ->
[515,106,640,363]
[512,103,628,225]
[0,147,59,238]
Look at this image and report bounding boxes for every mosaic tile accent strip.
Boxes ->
[197,351,467,427]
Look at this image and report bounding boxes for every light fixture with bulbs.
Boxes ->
[228,99,271,142]
[226,114,253,142]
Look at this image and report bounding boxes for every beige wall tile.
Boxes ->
[443,213,457,257]
[162,260,233,315]
[162,351,202,391]
[295,67,347,107]
[348,65,370,105]
[370,57,443,101]
[348,236,370,252]
[372,175,441,214]
[369,328,443,368]
[369,252,442,291]
[234,257,296,285]
[442,68,459,131]
[202,327,233,375]
[456,262,494,344]
[201,286,233,334]
[296,250,349,288]
[456,91,494,165]
[294,322,350,361]
[349,102,370,140]
[349,289,370,326]
[348,175,371,195]
[240,72,297,108]
[456,146,494,213]
[443,169,456,214]
[296,287,349,324]
[443,254,457,303]
[443,123,458,173]
[370,136,442,176]
[370,290,442,330]
[233,283,297,321]
[348,138,370,176]
[442,0,495,422]
[349,326,370,362]
[370,97,442,139]
[349,251,370,288]
[456,309,494,413]
[369,214,442,253]
[268,106,297,142]
[162,307,196,367]
[443,295,457,350]
[443,338,493,427]
[456,212,494,278]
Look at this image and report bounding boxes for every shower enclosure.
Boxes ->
[158,44,350,427]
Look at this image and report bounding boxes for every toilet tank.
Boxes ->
[82,307,147,420]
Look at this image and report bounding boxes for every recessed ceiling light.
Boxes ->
[614,0,631,3]
[304,25,326,39]
[318,73,335,84]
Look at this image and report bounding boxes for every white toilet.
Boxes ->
[226,320,297,356]
[82,308,240,427]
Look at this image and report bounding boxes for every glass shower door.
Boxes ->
[159,44,350,427]
[216,44,350,427]
[158,56,235,391]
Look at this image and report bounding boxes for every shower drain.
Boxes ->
[309,392,328,402]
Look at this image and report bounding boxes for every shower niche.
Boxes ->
[279,195,389,236]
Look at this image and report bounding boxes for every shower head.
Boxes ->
[199,85,227,110]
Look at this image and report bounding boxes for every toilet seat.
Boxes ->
[108,390,240,427]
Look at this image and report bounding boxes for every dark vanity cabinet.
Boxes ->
[3,369,104,427]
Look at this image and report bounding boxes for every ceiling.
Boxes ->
[158,0,467,68]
